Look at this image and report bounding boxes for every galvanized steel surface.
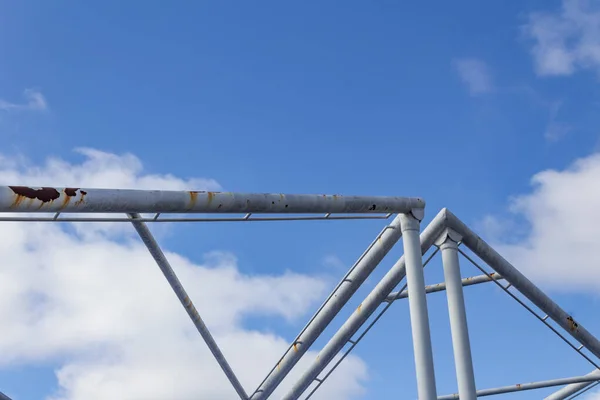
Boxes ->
[0,186,424,214]
[401,213,438,400]
[438,228,477,400]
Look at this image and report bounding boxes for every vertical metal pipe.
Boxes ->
[436,228,477,400]
[251,215,405,399]
[401,213,438,400]
[128,213,248,400]
[444,209,600,360]
[545,369,600,400]
[280,209,447,400]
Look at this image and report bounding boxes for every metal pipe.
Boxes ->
[303,249,441,400]
[0,215,393,223]
[437,228,476,400]
[385,273,503,302]
[438,374,600,399]
[0,186,425,214]
[545,370,600,400]
[128,213,248,400]
[445,209,600,360]
[401,213,437,400]
[250,215,406,399]
[281,209,448,400]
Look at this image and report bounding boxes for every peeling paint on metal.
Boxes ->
[75,190,87,206]
[9,186,60,207]
[567,316,579,332]
[64,188,79,197]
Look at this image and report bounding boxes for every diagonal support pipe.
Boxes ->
[281,209,448,400]
[445,209,600,360]
[284,208,600,400]
[251,214,407,399]
[545,369,600,400]
[128,213,248,400]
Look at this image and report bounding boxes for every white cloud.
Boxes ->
[453,58,494,95]
[524,0,600,76]
[0,149,368,400]
[583,389,600,400]
[482,152,600,293]
[0,89,47,112]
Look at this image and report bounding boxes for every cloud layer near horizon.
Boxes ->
[0,149,368,400]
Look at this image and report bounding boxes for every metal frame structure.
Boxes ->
[0,185,598,399]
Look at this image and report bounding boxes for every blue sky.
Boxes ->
[2,0,600,399]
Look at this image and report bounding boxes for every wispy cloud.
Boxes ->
[322,255,346,271]
[544,101,573,142]
[453,58,494,96]
[498,86,572,143]
[0,89,48,112]
[524,0,600,76]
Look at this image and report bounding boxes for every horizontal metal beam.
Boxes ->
[0,186,425,214]
[438,374,600,399]
[545,369,600,400]
[385,273,504,302]
[445,209,600,360]
[0,214,393,223]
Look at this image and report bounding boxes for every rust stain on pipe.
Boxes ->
[75,190,87,206]
[64,188,79,197]
[61,188,79,208]
[9,186,60,207]
[567,316,579,332]
[188,191,199,210]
